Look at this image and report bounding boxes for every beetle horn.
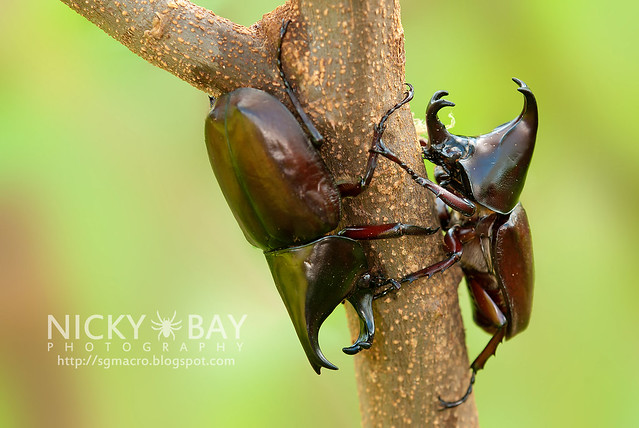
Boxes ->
[266,253,338,373]
[425,90,455,147]
[265,237,372,374]
[269,273,339,373]
[455,78,538,213]
[512,77,538,133]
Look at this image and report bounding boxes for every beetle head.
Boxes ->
[425,79,538,214]
[422,91,473,187]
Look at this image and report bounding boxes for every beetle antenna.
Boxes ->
[277,19,324,146]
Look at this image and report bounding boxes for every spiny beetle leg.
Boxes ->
[438,327,506,408]
[338,84,415,198]
[471,327,506,373]
[338,223,438,300]
[338,222,438,240]
[400,225,463,284]
[373,140,476,216]
[439,282,508,407]
[278,19,324,147]
[467,277,508,371]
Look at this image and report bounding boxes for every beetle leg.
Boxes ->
[342,284,375,355]
[373,278,401,299]
[338,224,438,299]
[435,198,452,231]
[466,278,508,370]
[438,371,476,409]
[338,222,438,240]
[471,327,507,372]
[375,83,415,136]
[338,84,414,198]
[439,327,507,409]
[439,279,508,408]
[372,140,476,216]
[277,19,324,147]
[400,225,463,284]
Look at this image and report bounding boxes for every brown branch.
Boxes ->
[59,0,291,96]
[60,0,479,425]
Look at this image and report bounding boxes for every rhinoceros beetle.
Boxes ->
[374,78,537,407]
[204,20,437,373]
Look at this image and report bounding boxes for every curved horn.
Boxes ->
[512,77,538,137]
[425,90,455,147]
[265,236,371,374]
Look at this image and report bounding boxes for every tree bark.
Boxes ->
[59,0,479,426]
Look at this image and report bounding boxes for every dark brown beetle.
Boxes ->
[204,20,437,373]
[374,79,537,407]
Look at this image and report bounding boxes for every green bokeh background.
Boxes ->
[1,1,638,427]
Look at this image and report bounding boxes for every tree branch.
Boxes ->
[60,0,291,95]
[60,0,479,425]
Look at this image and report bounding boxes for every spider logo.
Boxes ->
[151,311,182,340]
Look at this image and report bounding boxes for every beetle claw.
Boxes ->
[342,344,361,355]
[373,278,401,299]
[343,285,375,355]
[342,340,372,355]
[438,370,476,409]
[375,83,415,135]
[279,18,291,38]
